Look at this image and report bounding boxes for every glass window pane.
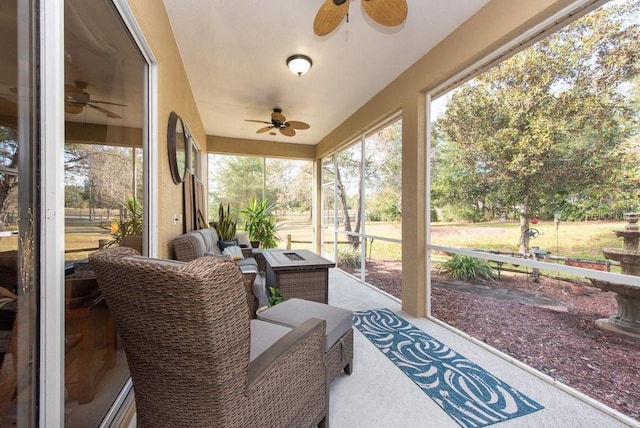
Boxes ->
[428,1,640,419]
[208,154,313,250]
[265,158,312,250]
[335,143,361,233]
[364,119,402,232]
[63,0,146,423]
[0,0,38,425]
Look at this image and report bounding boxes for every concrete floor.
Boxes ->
[125,268,639,428]
[328,269,638,428]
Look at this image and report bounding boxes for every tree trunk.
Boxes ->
[519,210,530,255]
[335,164,360,249]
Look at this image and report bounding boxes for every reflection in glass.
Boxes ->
[63,0,145,424]
[0,0,38,425]
[175,116,186,182]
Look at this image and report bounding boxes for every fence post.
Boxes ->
[286,234,292,250]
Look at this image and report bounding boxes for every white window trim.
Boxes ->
[40,0,66,424]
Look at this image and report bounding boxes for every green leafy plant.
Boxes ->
[215,203,238,241]
[337,245,360,268]
[436,254,496,281]
[267,286,284,307]
[241,198,280,249]
[107,196,143,247]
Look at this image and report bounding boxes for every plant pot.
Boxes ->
[121,235,143,254]
[250,240,261,249]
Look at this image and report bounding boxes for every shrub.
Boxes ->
[436,255,495,281]
[337,245,360,268]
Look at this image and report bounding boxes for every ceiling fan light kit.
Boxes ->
[286,54,313,77]
[245,108,310,137]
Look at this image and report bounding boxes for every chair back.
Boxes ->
[89,247,251,426]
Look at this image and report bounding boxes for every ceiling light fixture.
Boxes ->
[286,54,312,77]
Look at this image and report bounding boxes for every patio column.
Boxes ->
[401,93,427,317]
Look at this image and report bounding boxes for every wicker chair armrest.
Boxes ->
[247,317,326,391]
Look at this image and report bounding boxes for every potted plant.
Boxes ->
[241,198,280,249]
[267,287,284,307]
[256,286,284,315]
[214,203,238,242]
[107,196,143,253]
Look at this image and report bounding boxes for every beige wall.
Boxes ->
[128,0,206,258]
[208,135,315,159]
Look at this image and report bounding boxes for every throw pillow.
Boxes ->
[222,245,244,261]
[235,232,251,248]
[217,238,239,252]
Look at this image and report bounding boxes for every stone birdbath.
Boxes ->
[592,213,640,339]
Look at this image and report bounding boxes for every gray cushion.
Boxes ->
[257,298,352,351]
[249,319,292,362]
[197,229,222,256]
[236,258,259,272]
[173,232,207,261]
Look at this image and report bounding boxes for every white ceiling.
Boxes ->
[163,0,490,145]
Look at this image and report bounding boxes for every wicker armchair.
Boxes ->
[89,247,328,428]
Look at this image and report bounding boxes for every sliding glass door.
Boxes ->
[0,0,39,425]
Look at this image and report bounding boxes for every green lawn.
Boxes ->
[430,220,624,260]
[3,218,622,264]
[273,219,626,263]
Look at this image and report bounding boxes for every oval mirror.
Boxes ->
[167,111,187,184]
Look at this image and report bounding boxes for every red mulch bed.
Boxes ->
[339,260,640,422]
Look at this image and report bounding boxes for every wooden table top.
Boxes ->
[262,249,335,271]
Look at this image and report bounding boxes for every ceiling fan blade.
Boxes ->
[245,119,271,124]
[90,100,127,107]
[362,0,407,27]
[65,104,83,114]
[257,126,273,134]
[280,126,296,137]
[271,110,286,124]
[314,0,349,36]
[86,103,121,119]
[286,120,310,130]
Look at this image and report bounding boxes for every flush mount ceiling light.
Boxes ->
[286,54,313,77]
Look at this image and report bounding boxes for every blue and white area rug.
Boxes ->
[353,309,544,428]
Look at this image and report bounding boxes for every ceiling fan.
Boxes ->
[65,80,125,119]
[245,108,310,137]
[314,0,408,36]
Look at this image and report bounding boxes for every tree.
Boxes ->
[365,120,402,221]
[335,144,363,248]
[65,143,139,219]
[433,0,640,252]
[333,119,403,248]
[209,155,272,218]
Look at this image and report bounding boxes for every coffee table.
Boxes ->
[262,249,335,304]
